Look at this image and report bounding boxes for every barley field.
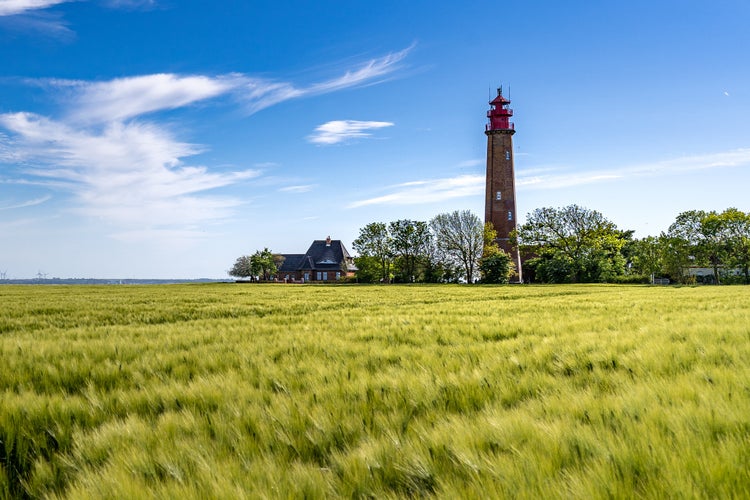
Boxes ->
[1,284,749,498]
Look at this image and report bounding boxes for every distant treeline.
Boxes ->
[0,278,229,285]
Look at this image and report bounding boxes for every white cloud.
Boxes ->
[66,74,237,123]
[347,148,750,209]
[241,46,413,114]
[0,0,69,16]
[279,185,315,193]
[0,47,414,240]
[457,159,484,168]
[349,174,483,208]
[308,120,394,145]
[517,149,750,190]
[0,195,52,210]
[0,112,258,236]
[306,46,412,95]
[40,47,412,121]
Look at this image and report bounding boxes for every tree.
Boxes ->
[627,236,663,283]
[353,222,393,283]
[250,248,278,281]
[353,255,383,283]
[228,255,253,278]
[430,210,484,283]
[479,223,515,283]
[668,210,726,284]
[721,208,750,283]
[479,251,514,284]
[516,205,627,283]
[422,236,459,283]
[659,233,694,284]
[389,219,431,282]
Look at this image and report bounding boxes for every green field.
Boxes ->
[1,284,749,498]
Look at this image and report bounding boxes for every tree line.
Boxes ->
[352,211,514,284]
[230,205,750,285]
[517,205,750,284]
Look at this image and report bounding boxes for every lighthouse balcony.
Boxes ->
[487,109,513,117]
[486,122,515,131]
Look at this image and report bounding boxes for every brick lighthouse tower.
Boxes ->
[485,86,522,281]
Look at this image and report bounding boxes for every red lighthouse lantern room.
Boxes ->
[486,87,514,132]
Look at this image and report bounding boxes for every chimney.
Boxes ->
[325,236,331,246]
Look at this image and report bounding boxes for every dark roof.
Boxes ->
[277,254,305,273]
[277,239,356,273]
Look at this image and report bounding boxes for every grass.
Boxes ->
[0,284,749,498]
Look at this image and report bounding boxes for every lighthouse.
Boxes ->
[485,86,522,282]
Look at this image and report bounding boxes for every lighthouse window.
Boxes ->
[495,191,502,201]
[505,151,511,160]
[508,211,513,221]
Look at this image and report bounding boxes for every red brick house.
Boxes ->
[277,237,357,282]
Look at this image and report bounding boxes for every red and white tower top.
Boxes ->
[486,86,514,132]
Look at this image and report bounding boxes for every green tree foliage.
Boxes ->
[228,255,253,278]
[389,219,432,282]
[625,235,662,283]
[480,223,515,284]
[668,210,724,284]
[666,208,750,284]
[657,233,694,284]
[430,210,484,283]
[250,248,279,281]
[479,252,514,284]
[517,205,627,283]
[353,222,393,283]
[352,255,384,283]
[721,208,750,283]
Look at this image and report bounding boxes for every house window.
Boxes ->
[322,272,328,281]
[508,211,513,221]
[316,272,322,281]
[304,273,310,282]
[496,191,502,201]
[336,272,341,280]
[505,150,511,160]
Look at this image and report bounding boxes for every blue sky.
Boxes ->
[1,1,749,278]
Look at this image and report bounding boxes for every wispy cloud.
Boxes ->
[457,159,483,168]
[0,0,69,16]
[0,112,258,237]
[306,45,412,95]
[0,0,147,38]
[349,174,484,208]
[279,185,315,193]
[347,148,750,208]
[0,195,52,210]
[308,120,394,145]
[517,149,750,190]
[35,46,412,122]
[240,46,413,114]
[0,48,413,240]
[65,74,238,123]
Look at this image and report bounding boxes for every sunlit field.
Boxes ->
[1,284,749,498]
